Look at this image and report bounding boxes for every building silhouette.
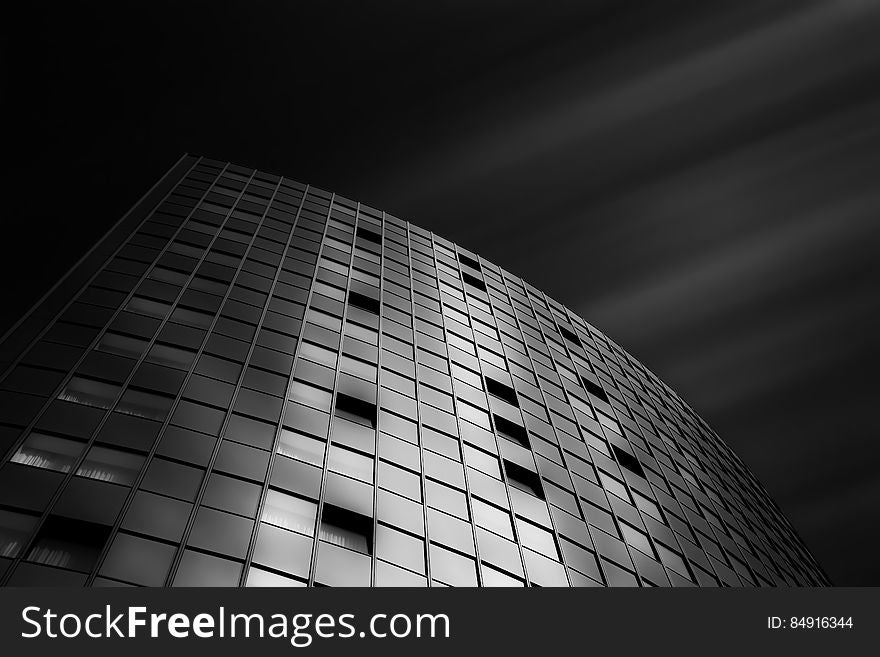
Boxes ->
[0,155,829,586]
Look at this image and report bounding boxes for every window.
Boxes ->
[558,325,581,347]
[76,446,145,485]
[612,444,646,478]
[173,549,242,587]
[457,252,481,271]
[485,376,518,407]
[260,490,317,536]
[27,516,111,572]
[125,296,171,318]
[319,504,373,554]
[11,432,85,473]
[146,343,196,370]
[58,376,120,409]
[202,473,262,518]
[620,522,653,556]
[328,444,374,483]
[340,354,377,382]
[170,306,214,328]
[96,332,148,359]
[347,290,380,315]
[429,543,477,587]
[116,388,173,421]
[504,460,544,499]
[493,414,529,449]
[0,509,39,558]
[461,271,487,293]
[516,517,559,558]
[356,226,382,245]
[472,498,514,540]
[299,341,338,368]
[580,375,609,403]
[277,429,326,467]
[289,380,332,412]
[334,392,377,429]
[376,524,425,575]
[100,533,176,586]
[149,266,189,285]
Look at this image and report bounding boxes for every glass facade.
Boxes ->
[0,155,829,587]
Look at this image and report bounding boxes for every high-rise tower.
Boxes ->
[0,155,828,587]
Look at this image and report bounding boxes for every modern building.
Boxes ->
[0,155,829,587]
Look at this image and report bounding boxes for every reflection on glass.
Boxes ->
[11,432,85,473]
[516,517,559,558]
[76,446,145,485]
[276,429,325,466]
[26,517,109,572]
[289,381,332,412]
[96,332,148,359]
[116,389,173,421]
[327,445,374,484]
[340,355,377,382]
[125,296,171,318]
[148,266,188,285]
[299,341,337,368]
[245,565,307,587]
[0,509,38,558]
[58,376,120,409]
[146,343,196,370]
[472,498,514,540]
[260,490,317,536]
[171,306,213,328]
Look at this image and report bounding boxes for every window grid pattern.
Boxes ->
[0,156,829,587]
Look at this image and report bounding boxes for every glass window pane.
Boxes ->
[260,490,317,536]
[472,498,514,540]
[327,444,374,483]
[252,523,313,578]
[0,509,38,558]
[76,446,145,485]
[516,517,559,558]
[315,541,372,587]
[376,524,425,575]
[58,376,120,409]
[173,549,242,587]
[289,380,332,412]
[429,543,477,587]
[116,389,173,421]
[299,341,337,368]
[319,505,372,554]
[276,429,325,467]
[11,432,85,473]
[245,565,307,587]
[96,332,148,359]
[126,296,171,319]
[99,533,176,586]
[146,343,196,370]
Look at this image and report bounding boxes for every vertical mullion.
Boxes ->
[403,223,434,586]
[237,188,334,587]
[306,199,360,586]
[369,216,384,586]
[232,182,310,585]
[161,173,287,585]
[444,256,532,586]
[494,272,610,586]
[594,327,731,585]
[424,234,484,587]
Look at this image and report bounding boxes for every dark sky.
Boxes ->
[6,0,880,584]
